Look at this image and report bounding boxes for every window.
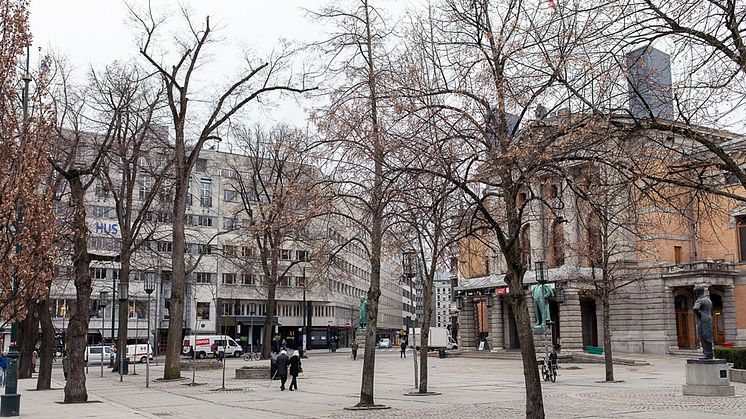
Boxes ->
[223,189,239,202]
[195,158,207,173]
[199,179,212,207]
[128,301,146,319]
[95,184,109,199]
[222,302,235,315]
[241,273,255,286]
[738,216,746,262]
[548,219,565,268]
[89,268,107,280]
[223,217,237,230]
[157,241,173,253]
[138,179,152,200]
[241,246,254,258]
[222,273,236,285]
[92,206,112,218]
[195,272,213,284]
[674,245,683,264]
[220,168,236,178]
[198,244,213,255]
[223,245,237,257]
[196,302,210,319]
[198,216,214,227]
[296,250,309,262]
[520,224,531,267]
[280,249,292,260]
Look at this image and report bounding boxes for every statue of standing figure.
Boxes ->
[358,295,368,331]
[532,283,554,327]
[693,285,714,360]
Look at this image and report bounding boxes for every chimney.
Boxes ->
[626,46,673,120]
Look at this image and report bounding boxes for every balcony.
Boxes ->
[665,260,736,274]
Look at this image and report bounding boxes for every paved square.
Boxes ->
[16,350,746,418]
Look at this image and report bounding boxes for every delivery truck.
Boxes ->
[408,327,458,350]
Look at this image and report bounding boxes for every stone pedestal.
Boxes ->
[682,359,735,397]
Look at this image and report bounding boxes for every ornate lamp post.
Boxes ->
[118,282,129,382]
[144,274,156,388]
[99,291,108,377]
[401,249,418,389]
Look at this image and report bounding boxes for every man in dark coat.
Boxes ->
[276,350,290,391]
[400,339,407,358]
[288,350,302,391]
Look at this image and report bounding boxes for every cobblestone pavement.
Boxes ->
[16,350,746,418]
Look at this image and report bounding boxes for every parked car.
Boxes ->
[85,345,114,365]
[377,338,392,349]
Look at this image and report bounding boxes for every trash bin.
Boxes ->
[438,348,446,359]
[122,357,129,375]
[270,358,277,380]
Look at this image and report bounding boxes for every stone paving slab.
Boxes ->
[14,351,746,418]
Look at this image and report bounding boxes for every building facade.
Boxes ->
[49,148,403,354]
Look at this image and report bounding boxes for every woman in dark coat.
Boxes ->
[288,350,302,391]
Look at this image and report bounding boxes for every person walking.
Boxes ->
[400,339,407,359]
[288,350,302,391]
[276,349,289,391]
[351,339,358,361]
[0,352,7,386]
[32,350,38,373]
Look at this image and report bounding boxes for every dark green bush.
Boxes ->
[715,347,746,369]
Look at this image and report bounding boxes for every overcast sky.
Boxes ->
[28,0,338,130]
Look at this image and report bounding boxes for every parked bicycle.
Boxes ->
[243,351,261,361]
[541,347,558,382]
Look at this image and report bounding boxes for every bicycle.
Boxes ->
[541,349,558,382]
[243,351,261,361]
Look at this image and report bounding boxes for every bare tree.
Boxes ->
[129,3,314,379]
[226,124,328,359]
[310,0,403,407]
[93,62,172,373]
[47,63,124,402]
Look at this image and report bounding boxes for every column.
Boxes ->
[457,296,476,350]
[559,288,583,351]
[723,285,737,343]
[490,295,504,351]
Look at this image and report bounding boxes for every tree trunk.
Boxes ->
[18,302,39,379]
[418,268,434,394]
[507,270,545,419]
[36,297,54,390]
[261,283,277,360]
[64,179,92,403]
[602,289,614,382]
[164,169,188,380]
[115,255,131,373]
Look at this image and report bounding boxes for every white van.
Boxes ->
[126,343,154,363]
[85,345,114,365]
[182,335,242,359]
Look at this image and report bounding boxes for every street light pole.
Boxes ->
[99,291,108,378]
[1,45,31,417]
[144,275,156,388]
[302,268,306,358]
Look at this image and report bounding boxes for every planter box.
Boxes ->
[235,367,270,379]
[730,367,746,383]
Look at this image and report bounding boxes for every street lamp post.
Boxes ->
[99,291,108,378]
[118,282,129,382]
[144,274,156,388]
[402,249,418,390]
[249,304,256,355]
[301,268,306,358]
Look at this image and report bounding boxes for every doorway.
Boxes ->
[712,294,725,344]
[580,298,598,348]
[503,301,520,349]
[675,294,695,348]
[549,299,561,348]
